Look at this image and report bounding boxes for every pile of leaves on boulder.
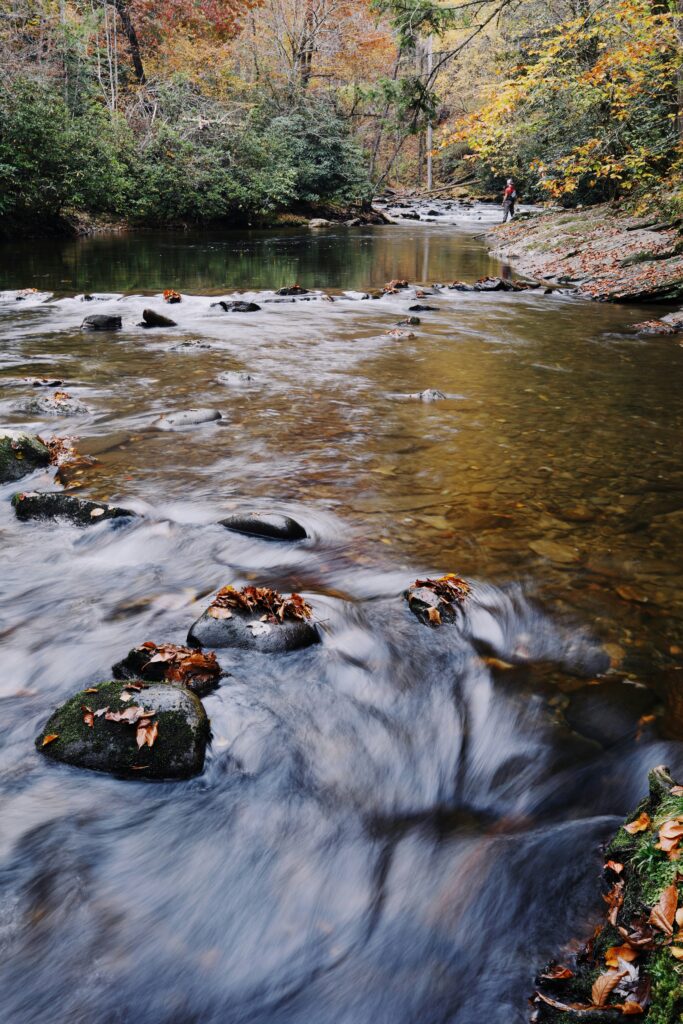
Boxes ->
[405,573,471,626]
[114,641,222,695]
[207,584,312,624]
[531,766,683,1022]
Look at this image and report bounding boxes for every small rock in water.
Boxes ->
[408,389,446,402]
[309,218,332,228]
[156,408,222,430]
[528,539,582,564]
[113,641,223,697]
[188,585,319,653]
[396,316,421,326]
[215,370,255,385]
[36,680,209,779]
[81,315,122,332]
[218,511,307,541]
[275,285,308,296]
[17,390,89,416]
[405,573,471,626]
[139,309,178,328]
[408,304,440,312]
[211,300,261,313]
[0,431,51,483]
[12,491,137,526]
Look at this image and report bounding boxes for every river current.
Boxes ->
[1,205,682,1023]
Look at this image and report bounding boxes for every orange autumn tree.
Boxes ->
[441,0,683,203]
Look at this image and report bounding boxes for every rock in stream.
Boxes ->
[218,511,307,541]
[36,680,210,779]
[12,491,137,526]
[0,431,51,483]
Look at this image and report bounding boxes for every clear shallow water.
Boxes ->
[1,207,682,1024]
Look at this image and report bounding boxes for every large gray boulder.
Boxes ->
[218,511,307,542]
[0,431,51,483]
[12,491,137,526]
[36,680,209,779]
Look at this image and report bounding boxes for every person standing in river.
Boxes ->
[502,178,517,222]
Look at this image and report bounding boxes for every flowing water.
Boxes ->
[1,206,682,1024]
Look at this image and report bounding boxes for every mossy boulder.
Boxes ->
[218,510,307,542]
[36,680,209,780]
[12,491,137,526]
[0,431,51,483]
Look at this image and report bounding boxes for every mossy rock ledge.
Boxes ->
[188,606,319,653]
[0,431,50,483]
[531,766,683,1023]
[36,680,209,780]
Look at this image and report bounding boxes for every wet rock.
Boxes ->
[81,315,122,331]
[448,281,475,291]
[345,217,362,227]
[276,285,308,296]
[156,408,222,430]
[528,539,582,565]
[211,300,261,313]
[407,389,446,402]
[27,377,64,388]
[408,304,440,312]
[17,391,89,416]
[188,588,319,654]
[113,641,223,698]
[36,680,209,780]
[218,510,307,541]
[396,316,421,326]
[215,370,256,385]
[0,431,51,483]
[309,218,332,228]
[12,491,137,526]
[632,319,681,336]
[400,211,420,220]
[564,680,657,746]
[139,309,178,328]
[405,574,470,626]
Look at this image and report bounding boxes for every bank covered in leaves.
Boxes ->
[531,767,683,1023]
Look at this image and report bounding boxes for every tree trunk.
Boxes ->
[109,0,145,85]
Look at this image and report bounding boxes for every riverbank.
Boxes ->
[487,205,683,303]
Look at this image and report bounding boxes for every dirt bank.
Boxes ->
[487,205,683,302]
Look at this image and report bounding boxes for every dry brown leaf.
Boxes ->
[675,908,683,928]
[592,969,626,1007]
[427,606,442,625]
[671,946,683,960]
[540,964,574,980]
[534,992,594,1012]
[84,687,99,694]
[615,1003,644,1015]
[604,880,625,925]
[208,606,233,619]
[42,733,59,746]
[136,718,158,750]
[94,707,108,718]
[670,785,683,796]
[605,944,639,967]
[81,704,94,728]
[90,508,105,518]
[624,812,651,834]
[605,860,624,874]
[105,705,154,725]
[648,883,678,936]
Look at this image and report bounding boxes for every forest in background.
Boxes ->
[1,0,682,234]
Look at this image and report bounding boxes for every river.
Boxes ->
[1,205,682,1023]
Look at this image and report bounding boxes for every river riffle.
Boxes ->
[1,205,682,1024]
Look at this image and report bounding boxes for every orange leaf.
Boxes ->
[592,969,626,1007]
[624,811,651,834]
[42,733,59,746]
[604,860,624,874]
[615,1002,644,1015]
[81,704,94,728]
[605,944,638,967]
[671,946,683,960]
[540,964,574,980]
[136,718,159,750]
[427,606,442,625]
[649,884,678,936]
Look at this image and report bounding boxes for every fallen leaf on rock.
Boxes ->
[81,704,94,728]
[615,1002,644,1015]
[624,812,651,834]
[540,965,574,980]
[671,786,683,796]
[604,880,625,925]
[136,718,158,749]
[676,908,683,928]
[592,969,626,1006]
[605,944,638,967]
[209,585,312,624]
[617,918,657,950]
[649,884,678,935]
[670,946,683,960]
[90,507,105,518]
[533,992,594,1012]
[655,817,683,858]
[94,707,108,717]
[427,606,442,625]
[42,733,59,746]
[605,860,624,874]
[105,705,154,725]
[163,289,181,303]
[84,687,99,694]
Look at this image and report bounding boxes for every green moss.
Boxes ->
[645,950,683,1024]
[0,433,50,483]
